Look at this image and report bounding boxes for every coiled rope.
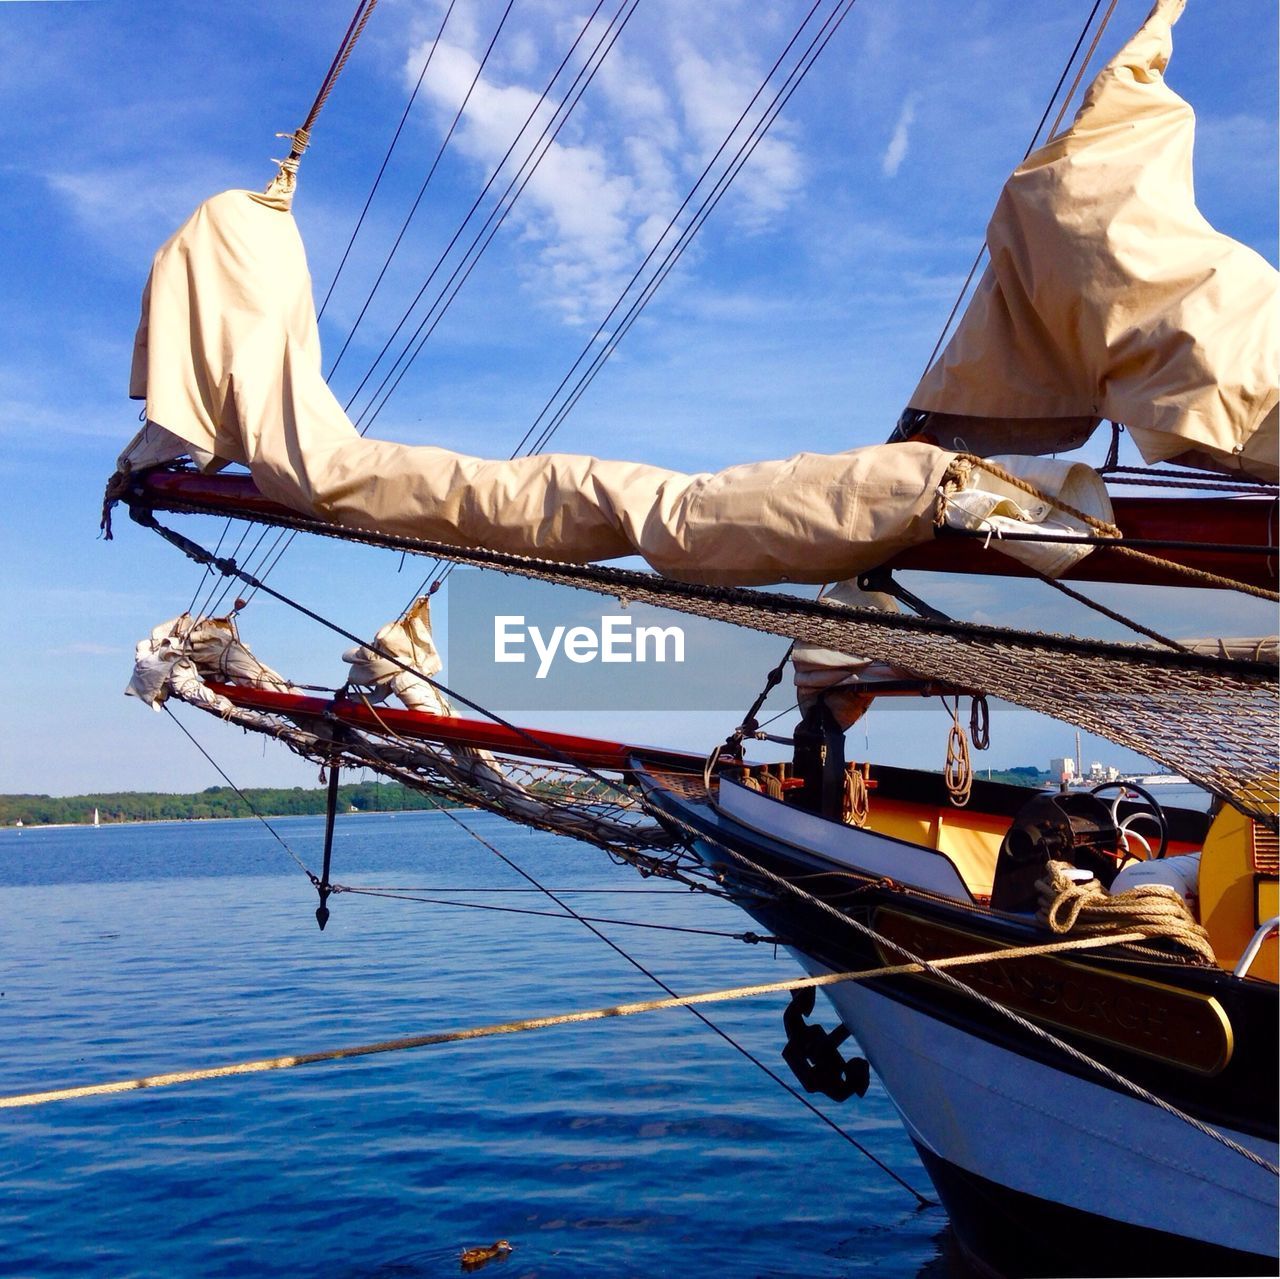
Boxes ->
[1036,860,1216,966]
[943,696,972,808]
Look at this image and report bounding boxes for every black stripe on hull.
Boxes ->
[913,1142,1277,1278]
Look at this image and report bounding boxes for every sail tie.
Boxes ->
[266,0,379,196]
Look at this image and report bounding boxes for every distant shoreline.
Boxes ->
[4,809,453,832]
[4,766,1192,829]
[0,782,460,829]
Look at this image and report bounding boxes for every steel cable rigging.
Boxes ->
[317,0,461,322]
[325,0,518,381]
[407,0,861,599]
[224,0,635,609]
[340,0,632,425]
[913,0,1119,388]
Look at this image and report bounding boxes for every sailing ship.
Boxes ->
[102,1,1277,1274]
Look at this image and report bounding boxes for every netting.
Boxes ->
[184,690,690,870]
[123,489,1279,827]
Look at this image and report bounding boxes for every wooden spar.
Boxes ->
[206,683,704,772]
[128,468,1278,591]
[891,494,1278,589]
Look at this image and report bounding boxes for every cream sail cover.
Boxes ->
[908,0,1279,482]
[125,187,961,588]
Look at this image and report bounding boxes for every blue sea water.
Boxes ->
[0,812,954,1278]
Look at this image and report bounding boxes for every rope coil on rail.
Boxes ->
[1036,860,1217,965]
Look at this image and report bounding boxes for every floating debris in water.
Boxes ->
[459,1240,513,1272]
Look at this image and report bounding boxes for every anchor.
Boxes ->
[781,985,870,1102]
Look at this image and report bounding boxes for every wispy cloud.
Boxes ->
[881,93,918,178]
[44,156,243,265]
[402,9,807,324]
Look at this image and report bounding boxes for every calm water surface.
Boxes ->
[0,812,954,1277]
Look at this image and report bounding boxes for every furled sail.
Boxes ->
[123,189,957,588]
[121,184,1105,589]
[906,0,1279,482]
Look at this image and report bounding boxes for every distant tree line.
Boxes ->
[989,766,1050,786]
[0,782,459,827]
[3,766,1052,827]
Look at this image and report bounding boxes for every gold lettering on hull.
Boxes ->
[873,909,1234,1076]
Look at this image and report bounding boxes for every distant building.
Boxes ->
[1050,756,1075,783]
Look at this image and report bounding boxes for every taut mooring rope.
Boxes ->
[0,931,1153,1112]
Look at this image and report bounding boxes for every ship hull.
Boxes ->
[809,961,1278,1275]
[915,1145,1274,1278]
[637,769,1280,1276]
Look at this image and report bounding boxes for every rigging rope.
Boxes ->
[133,512,1279,1178]
[1099,465,1278,492]
[944,453,1280,603]
[523,0,860,461]
[509,0,829,462]
[317,0,461,321]
[915,0,1118,380]
[130,507,1280,826]
[341,0,621,422]
[697,826,1279,1179]
[161,705,319,885]
[1025,565,1191,652]
[269,0,381,194]
[233,0,633,608]
[413,0,859,600]
[432,803,932,1203]
[326,0,519,381]
[0,928,1193,1107]
[333,884,775,943]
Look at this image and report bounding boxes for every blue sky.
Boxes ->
[1,0,1275,796]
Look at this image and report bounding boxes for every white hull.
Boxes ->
[798,954,1279,1260]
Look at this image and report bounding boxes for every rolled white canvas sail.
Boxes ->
[123,187,1115,587]
[908,0,1279,482]
[123,187,961,587]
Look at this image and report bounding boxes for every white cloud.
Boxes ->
[881,94,918,178]
[401,10,807,324]
[670,45,803,226]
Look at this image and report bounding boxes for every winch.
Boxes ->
[990,790,1120,912]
